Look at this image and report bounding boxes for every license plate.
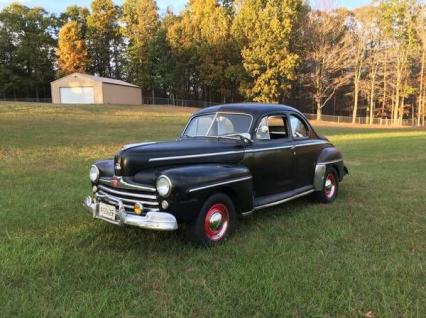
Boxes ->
[99,203,116,220]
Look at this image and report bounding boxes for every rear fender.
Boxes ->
[314,147,346,190]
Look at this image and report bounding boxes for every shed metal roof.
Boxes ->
[51,72,140,88]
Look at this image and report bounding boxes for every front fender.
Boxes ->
[160,164,254,219]
[94,159,114,179]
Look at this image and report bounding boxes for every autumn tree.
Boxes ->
[233,0,305,103]
[56,21,89,76]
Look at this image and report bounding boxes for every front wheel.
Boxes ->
[314,166,339,203]
[188,193,236,247]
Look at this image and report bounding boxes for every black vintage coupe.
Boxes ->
[84,103,348,246]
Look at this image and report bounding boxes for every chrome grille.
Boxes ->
[96,183,159,213]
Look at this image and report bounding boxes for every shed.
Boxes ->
[51,73,141,105]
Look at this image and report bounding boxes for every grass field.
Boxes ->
[0,102,425,317]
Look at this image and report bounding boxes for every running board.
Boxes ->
[241,186,315,216]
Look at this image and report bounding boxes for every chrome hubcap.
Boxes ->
[324,174,336,199]
[209,212,223,231]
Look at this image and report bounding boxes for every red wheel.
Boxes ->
[204,203,230,241]
[314,166,339,203]
[189,193,236,247]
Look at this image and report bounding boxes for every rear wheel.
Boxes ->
[314,166,339,203]
[189,193,236,247]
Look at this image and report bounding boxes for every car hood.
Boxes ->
[115,138,245,176]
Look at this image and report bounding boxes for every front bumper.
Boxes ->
[83,196,178,231]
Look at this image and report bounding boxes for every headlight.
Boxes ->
[89,165,99,183]
[156,175,172,197]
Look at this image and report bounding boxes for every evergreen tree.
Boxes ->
[122,0,160,92]
[86,0,119,77]
[0,3,56,99]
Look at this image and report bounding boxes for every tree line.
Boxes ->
[0,0,425,124]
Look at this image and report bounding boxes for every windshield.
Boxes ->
[183,113,252,138]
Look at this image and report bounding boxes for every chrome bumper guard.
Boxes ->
[83,195,178,231]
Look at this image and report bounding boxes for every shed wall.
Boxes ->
[102,83,141,105]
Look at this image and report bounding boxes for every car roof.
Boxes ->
[194,103,303,117]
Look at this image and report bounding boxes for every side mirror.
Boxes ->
[239,133,253,145]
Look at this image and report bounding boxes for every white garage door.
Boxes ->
[60,87,95,104]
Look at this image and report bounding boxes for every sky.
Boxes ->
[0,0,372,15]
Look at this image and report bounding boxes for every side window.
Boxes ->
[289,115,309,139]
[256,116,289,140]
[256,117,269,140]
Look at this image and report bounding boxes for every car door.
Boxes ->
[288,113,323,188]
[247,114,295,197]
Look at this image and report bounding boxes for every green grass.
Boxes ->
[0,102,425,317]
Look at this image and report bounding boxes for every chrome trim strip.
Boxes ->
[97,191,159,206]
[99,177,156,192]
[318,159,343,165]
[98,185,157,200]
[247,145,292,152]
[148,140,329,162]
[118,178,157,192]
[294,141,329,148]
[149,150,245,162]
[254,189,315,210]
[188,176,252,193]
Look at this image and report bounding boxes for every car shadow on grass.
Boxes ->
[75,195,319,255]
